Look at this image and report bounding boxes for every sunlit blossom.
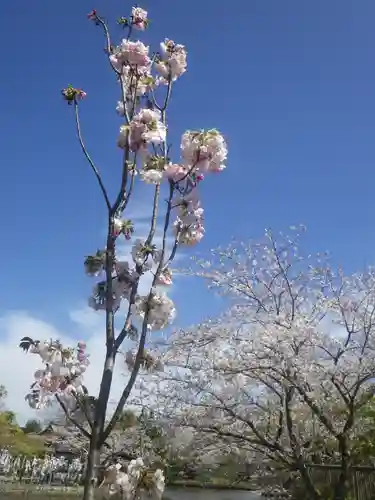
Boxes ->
[125,108,166,153]
[155,39,187,81]
[110,40,151,71]
[19,339,89,410]
[133,289,176,330]
[181,129,227,173]
[131,6,148,30]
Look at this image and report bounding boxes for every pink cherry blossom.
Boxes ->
[126,108,166,152]
[110,40,151,71]
[155,39,187,81]
[164,163,187,182]
[181,129,227,174]
[156,268,173,286]
[131,6,148,30]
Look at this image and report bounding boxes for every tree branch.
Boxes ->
[101,323,148,443]
[55,394,92,440]
[74,102,111,210]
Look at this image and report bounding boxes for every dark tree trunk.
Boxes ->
[298,462,322,500]
[333,449,350,500]
[82,442,100,500]
[82,346,116,500]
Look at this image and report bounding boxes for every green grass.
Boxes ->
[0,484,82,498]
[170,479,255,490]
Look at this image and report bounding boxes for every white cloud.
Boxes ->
[0,312,64,423]
[0,308,143,425]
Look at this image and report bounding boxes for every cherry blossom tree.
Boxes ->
[148,227,375,500]
[19,5,227,500]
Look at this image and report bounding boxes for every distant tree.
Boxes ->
[116,409,138,430]
[0,384,8,412]
[23,419,42,434]
[0,384,8,400]
[152,228,375,500]
[349,396,375,464]
[0,413,45,457]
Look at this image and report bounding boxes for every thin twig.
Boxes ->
[55,394,91,440]
[73,393,94,430]
[74,102,111,210]
[94,15,120,75]
[111,123,130,216]
[145,185,161,245]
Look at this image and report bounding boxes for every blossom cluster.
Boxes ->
[84,22,227,326]
[155,39,187,82]
[181,129,227,174]
[125,348,163,372]
[61,4,228,330]
[125,108,167,153]
[86,239,176,331]
[173,187,205,246]
[104,458,165,500]
[136,128,227,184]
[133,289,176,330]
[130,7,148,31]
[111,39,151,72]
[19,338,89,410]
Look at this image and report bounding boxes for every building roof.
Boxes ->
[38,424,78,440]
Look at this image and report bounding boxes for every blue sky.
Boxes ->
[0,1,375,336]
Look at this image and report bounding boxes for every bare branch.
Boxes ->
[74,102,111,210]
[55,394,91,440]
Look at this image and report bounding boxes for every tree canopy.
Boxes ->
[144,228,375,499]
[0,386,45,457]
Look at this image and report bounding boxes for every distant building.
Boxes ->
[36,424,84,459]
